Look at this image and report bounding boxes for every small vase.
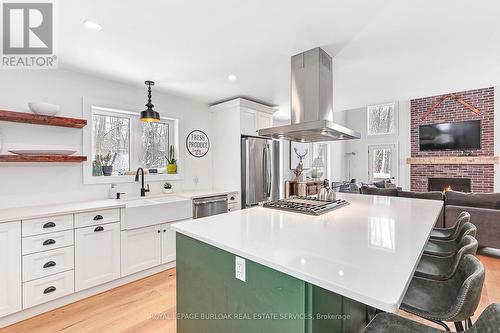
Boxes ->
[162,188,174,194]
[102,165,113,176]
[167,164,177,174]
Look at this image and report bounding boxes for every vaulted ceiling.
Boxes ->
[59,0,500,118]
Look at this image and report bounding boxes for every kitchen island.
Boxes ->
[172,193,443,332]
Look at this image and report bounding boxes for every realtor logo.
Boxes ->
[2,1,57,68]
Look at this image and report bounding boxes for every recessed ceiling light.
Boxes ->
[83,20,103,31]
[227,74,237,81]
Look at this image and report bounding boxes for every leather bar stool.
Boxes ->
[424,223,476,257]
[400,254,484,331]
[415,235,478,281]
[363,303,500,332]
[430,211,470,241]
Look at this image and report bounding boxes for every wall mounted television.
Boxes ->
[419,120,481,151]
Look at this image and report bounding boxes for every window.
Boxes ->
[86,105,178,182]
[141,122,170,169]
[92,114,131,174]
[368,144,395,182]
[367,102,395,135]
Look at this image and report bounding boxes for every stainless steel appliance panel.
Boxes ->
[241,137,280,207]
[193,195,228,219]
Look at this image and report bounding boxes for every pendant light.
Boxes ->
[140,80,160,122]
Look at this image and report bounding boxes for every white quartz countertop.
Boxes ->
[172,193,443,313]
[0,199,125,223]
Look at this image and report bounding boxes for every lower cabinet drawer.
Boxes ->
[23,270,74,309]
[74,209,120,228]
[22,214,73,237]
[23,246,74,282]
[22,230,74,255]
[228,203,240,212]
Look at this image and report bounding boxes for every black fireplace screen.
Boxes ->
[428,178,471,192]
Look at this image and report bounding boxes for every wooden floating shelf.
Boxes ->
[407,156,499,165]
[0,155,87,163]
[0,110,87,128]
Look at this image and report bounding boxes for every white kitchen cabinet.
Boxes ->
[75,222,121,292]
[121,225,161,276]
[240,109,258,136]
[256,112,273,131]
[161,223,176,264]
[240,108,274,136]
[0,221,22,317]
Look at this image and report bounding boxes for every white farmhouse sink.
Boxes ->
[124,196,192,230]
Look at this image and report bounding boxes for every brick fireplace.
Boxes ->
[410,87,495,193]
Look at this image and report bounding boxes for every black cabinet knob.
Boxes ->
[163,229,166,232]
[157,230,161,233]
[43,261,56,269]
[93,215,104,221]
[43,286,56,294]
[94,226,104,232]
[43,239,56,246]
[43,222,56,229]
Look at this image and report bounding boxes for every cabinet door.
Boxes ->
[161,223,177,264]
[0,221,21,317]
[240,109,256,136]
[121,225,161,276]
[256,112,273,131]
[75,222,120,292]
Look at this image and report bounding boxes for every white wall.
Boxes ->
[343,101,410,189]
[0,69,213,209]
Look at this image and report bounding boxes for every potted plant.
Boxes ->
[166,145,177,174]
[92,158,103,176]
[98,152,117,176]
[163,182,174,194]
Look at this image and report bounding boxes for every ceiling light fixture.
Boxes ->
[227,74,237,81]
[83,20,103,31]
[140,81,160,123]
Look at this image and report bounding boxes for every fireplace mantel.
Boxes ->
[407,156,499,165]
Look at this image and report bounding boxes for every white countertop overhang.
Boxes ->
[172,193,444,313]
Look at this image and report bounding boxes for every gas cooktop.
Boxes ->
[262,196,349,216]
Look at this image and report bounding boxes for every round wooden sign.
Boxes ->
[186,130,210,158]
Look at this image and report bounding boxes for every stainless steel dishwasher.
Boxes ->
[193,195,228,219]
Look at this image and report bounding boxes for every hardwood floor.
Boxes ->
[3,253,499,333]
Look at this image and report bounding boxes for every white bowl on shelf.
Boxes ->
[28,102,60,116]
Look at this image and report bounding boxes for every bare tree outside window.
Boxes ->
[372,148,392,180]
[141,122,169,169]
[368,103,395,135]
[92,114,130,174]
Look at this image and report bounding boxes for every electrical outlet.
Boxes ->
[235,256,246,282]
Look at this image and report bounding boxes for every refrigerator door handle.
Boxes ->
[245,139,251,206]
[263,144,272,198]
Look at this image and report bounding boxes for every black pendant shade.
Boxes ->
[140,81,160,122]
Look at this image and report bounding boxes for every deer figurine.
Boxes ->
[293,147,308,181]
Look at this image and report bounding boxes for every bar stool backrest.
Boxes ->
[472,303,500,332]
[448,254,485,322]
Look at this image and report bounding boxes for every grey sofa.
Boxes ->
[359,187,500,249]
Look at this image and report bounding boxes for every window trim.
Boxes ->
[367,102,397,137]
[82,97,183,185]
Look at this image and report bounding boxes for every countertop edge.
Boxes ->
[172,225,399,313]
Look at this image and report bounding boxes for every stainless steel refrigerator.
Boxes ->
[241,136,280,208]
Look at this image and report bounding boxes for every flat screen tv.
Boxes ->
[419,120,481,151]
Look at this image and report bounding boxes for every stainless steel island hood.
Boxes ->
[258,47,360,142]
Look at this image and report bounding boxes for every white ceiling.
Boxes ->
[58,0,500,119]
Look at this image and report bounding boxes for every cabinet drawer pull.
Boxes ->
[94,226,104,232]
[43,222,56,229]
[43,239,56,246]
[43,261,57,269]
[43,286,57,294]
[93,215,104,221]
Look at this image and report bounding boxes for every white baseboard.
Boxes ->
[0,262,176,329]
